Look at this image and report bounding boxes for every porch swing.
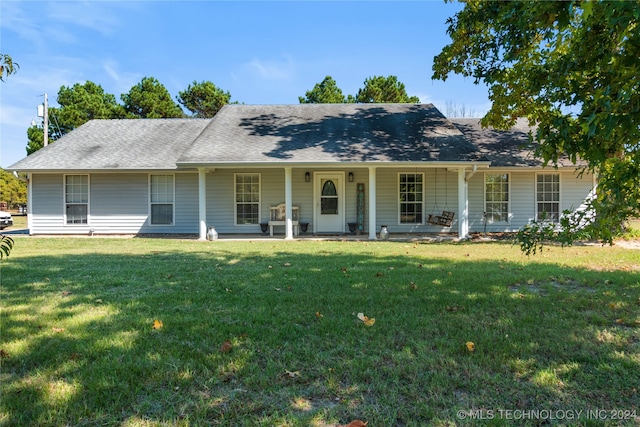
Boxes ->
[427,168,455,227]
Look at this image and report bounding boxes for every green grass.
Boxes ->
[1,238,639,426]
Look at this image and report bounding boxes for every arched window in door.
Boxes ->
[321,179,338,214]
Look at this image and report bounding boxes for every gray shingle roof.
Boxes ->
[8,104,580,172]
[451,118,584,167]
[177,104,478,165]
[7,119,210,171]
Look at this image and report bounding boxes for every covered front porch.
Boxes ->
[193,163,486,241]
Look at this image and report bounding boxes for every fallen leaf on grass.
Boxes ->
[95,299,103,303]
[284,369,300,378]
[315,311,324,319]
[375,272,384,277]
[283,262,291,267]
[61,291,72,296]
[52,327,65,333]
[0,349,10,359]
[220,340,233,353]
[152,319,163,330]
[465,341,475,352]
[445,305,464,312]
[357,312,376,326]
[410,282,417,290]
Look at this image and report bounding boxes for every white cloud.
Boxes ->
[102,60,142,95]
[46,1,132,36]
[243,55,296,80]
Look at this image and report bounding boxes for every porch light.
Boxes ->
[305,172,311,182]
[348,172,354,182]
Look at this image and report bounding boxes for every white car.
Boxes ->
[0,211,13,230]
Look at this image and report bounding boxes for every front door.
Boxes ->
[314,172,345,233]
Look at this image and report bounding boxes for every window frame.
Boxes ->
[149,174,175,226]
[234,173,261,226]
[535,173,561,222]
[64,174,90,225]
[484,173,510,224]
[398,172,425,225]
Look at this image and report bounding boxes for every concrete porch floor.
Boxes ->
[209,232,461,242]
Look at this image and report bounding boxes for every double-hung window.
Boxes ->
[485,173,509,223]
[536,173,560,221]
[399,173,424,224]
[235,173,260,225]
[65,175,89,224]
[150,174,174,225]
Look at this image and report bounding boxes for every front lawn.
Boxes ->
[1,238,638,426]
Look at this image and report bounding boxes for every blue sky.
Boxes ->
[0,1,491,168]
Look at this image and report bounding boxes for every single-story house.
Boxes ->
[7,103,594,240]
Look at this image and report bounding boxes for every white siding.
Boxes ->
[28,168,595,236]
[374,168,458,234]
[467,169,595,233]
[30,172,200,235]
[31,174,66,233]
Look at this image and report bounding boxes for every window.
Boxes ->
[399,173,423,224]
[235,174,260,225]
[485,174,509,223]
[536,173,560,221]
[150,175,174,225]
[321,179,338,214]
[65,175,89,224]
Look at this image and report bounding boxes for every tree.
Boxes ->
[26,81,125,154]
[55,81,126,133]
[0,53,18,81]
[0,169,27,208]
[444,101,476,118]
[299,76,352,104]
[177,81,232,118]
[121,77,184,118]
[433,1,640,244]
[26,125,47,156]
[355,75,420,103]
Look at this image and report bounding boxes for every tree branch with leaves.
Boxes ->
[0,53,19,82]
[433,0,640,249]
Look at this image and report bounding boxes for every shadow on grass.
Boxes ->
[1,241,639,426]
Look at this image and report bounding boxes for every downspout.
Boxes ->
[457,167,469,239]
[368,166,377,240]
[465,164,478,183]
[27,173,33,235]
[198,168,207,240]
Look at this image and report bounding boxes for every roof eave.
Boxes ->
[176,160,493,169]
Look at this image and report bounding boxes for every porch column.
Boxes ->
[284,167,294,240]
[458,167,469,239]
[198,167,207,240]
[368,166,377,240]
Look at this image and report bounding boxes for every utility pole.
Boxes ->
[37,93,48,147]
[43,93,48,147]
